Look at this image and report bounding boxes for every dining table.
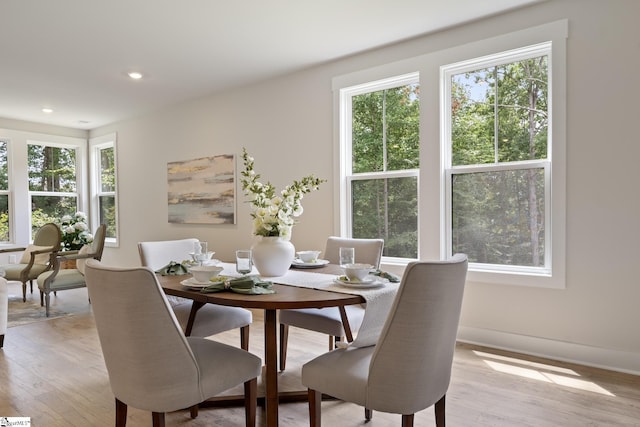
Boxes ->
[158,262,398,427]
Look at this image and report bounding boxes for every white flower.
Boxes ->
[240,147,325,237]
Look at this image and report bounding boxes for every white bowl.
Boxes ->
[344,263,373,281]
[297,250,322,263]
[189,265,223,283]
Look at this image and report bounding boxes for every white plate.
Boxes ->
[334,276,387,289]
[180,278,213,289]
[291,259,330,269]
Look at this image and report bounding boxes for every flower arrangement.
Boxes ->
[240,148,325,238]
[60,211,94,251]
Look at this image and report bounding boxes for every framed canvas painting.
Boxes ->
[167,154,236,224]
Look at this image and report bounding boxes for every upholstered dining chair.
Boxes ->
[1,222,61,302]
[36,224,107,316]
[0,276,7,348]
[84,259,262,427]
[302,254,468,427]
[138,238,252,349]
[278,236,384,371]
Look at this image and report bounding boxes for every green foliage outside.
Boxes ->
[451,56,548,266]
[351,84,420,258]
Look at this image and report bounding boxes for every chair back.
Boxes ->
[324,236,384,268]
[367,254,468,414]
[138,238,199,271]
[90,224,107,260]
[84,259,205,411]
[33,223,62,251]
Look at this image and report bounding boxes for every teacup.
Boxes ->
[191,251,215,265]
[190,265,223,283]
[344,263,373,281]
[297,250,321,263]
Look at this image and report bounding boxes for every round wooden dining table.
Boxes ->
[158,266,363,427]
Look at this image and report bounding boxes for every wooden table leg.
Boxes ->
[264,308,279,426]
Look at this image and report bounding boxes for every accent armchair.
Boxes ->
[36,224,107,316]
[138,238,252,349]
[278,236,384,370]
[2,223,61,302]
[302,254,468,427]
[84,259,262,427]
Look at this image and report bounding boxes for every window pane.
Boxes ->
[31,195,77,238]
[100,147,116,192]
[352,177,418,258]
[451,168,545,266]
[0,195,8,242]
[99,195,117,238]
[28,144,77,192]
[352,83,419,173]
[451,56,548,166]
[0,140,7,191]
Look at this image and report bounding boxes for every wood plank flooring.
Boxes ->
[1,282,639,426]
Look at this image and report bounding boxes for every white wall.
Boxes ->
[84,0,640,373]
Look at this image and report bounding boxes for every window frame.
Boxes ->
[442,41,554,279]
[89,133,119,248]
[338,72,420,263]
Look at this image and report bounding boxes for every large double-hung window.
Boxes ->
[340,73,420,260]
[337,21,567,288]
[443,43,551,275]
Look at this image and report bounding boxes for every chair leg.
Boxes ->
[115,398,127,427]
[189,404,198,419]
[240,325,250,351]
[402,414,415,427]
[244,377,257,427]
[365,408,373,421]
[21,281,27,302]
[333,336,341,350]
[434,394,445,427]
[279,323,289,371]
[308,388,321,427]
[29,279,33,294]
[44,293,51,317]
[151,412,165,427]
[1,334,4,348]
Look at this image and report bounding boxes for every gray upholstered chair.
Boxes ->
[84,259,262,427]
[37,224,107,316]
[138,238,252,349]
[2,222,61,302]
[302,254,468,427]
[279,236,384,370]
[0,277,7,348]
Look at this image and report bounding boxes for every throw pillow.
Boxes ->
[19,244,53,265]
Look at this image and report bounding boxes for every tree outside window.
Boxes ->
[445,46,550,269]
[0,140,9,241]
[28,143,79,238]
[344,75,420,259]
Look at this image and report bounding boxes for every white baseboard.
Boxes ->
[457,326,640,376]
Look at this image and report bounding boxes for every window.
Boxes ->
[336,20,567,287]
[443,43,551,274]
[28,142,80,239]
[340,73,420,259]
[0,139,9,242]
[90,133,118,246]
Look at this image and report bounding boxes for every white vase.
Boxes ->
[251,236,295,277]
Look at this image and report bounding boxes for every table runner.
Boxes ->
[217,263,398,348]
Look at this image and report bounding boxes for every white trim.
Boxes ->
[89,132,118,247]
[458,326,640,376]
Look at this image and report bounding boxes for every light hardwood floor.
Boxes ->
[1,282,639,426]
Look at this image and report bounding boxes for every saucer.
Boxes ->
[291,259,330,269]
[180,278,212,289]
[335,276,387,288]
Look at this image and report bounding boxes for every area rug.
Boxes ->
[7,293,71,327]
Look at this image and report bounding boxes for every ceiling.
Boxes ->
[0,0,541,130]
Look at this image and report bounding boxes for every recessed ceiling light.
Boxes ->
[42,108,53,113]
[128,72,143,80]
